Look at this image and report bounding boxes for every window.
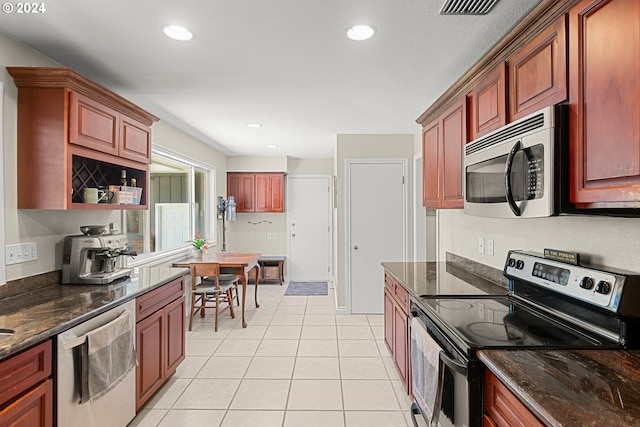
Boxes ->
[123,147,215,261]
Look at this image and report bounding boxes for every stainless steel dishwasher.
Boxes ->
[57,298,137,427]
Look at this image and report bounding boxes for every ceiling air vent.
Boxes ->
[440,0,500,15]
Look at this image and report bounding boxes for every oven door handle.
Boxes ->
[440,351,467,376]
[505,140,522,217]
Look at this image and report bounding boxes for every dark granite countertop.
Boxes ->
[381,259,508,299]
[479,349,640,427]
[0,267,189,361]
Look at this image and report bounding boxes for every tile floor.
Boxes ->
[129,282,413,427]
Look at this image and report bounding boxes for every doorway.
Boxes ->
[287,175,332,281]
[347,159,406,314]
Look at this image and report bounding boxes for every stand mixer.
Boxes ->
[62,228,137,285]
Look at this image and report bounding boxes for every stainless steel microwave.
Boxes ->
[463,104,568,218]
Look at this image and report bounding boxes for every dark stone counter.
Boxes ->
[479,349,640,427]
[0,267,189,360]
[381,257,507,300]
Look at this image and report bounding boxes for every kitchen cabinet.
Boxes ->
[469,63,507,141]
[508,15,568,121]
[227,172,285,213]
[422,97,467,209]
[383,272,410,394]
[0,341,53,427]
[568,0,640,208]
[484,369,544,427]
[135,277,185,410]
[7,67,158,210]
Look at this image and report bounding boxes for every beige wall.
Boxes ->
[227,156,288,172]
[334,134,415,311]
[0,33,229,281]
[437,210,640,272]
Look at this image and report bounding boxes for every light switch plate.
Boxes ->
[478,237,485,254]
[5,242,37,265]
[487,239,494,256]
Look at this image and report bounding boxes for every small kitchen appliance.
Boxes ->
[463,104,568,218]
[62,231,136,284]
[409,250,640,427]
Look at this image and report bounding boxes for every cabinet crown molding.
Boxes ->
[7,67,159,126]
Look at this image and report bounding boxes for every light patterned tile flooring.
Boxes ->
[129,282,413,427]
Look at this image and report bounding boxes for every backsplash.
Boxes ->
[447,252,508,287]
[0,270,61,300]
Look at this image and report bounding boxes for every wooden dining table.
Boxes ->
[174,252,261,328]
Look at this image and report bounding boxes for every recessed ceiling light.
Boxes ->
[247,123,263,128]
[266,144,278,149]
[347,24,376,41]
[163,25,193,41]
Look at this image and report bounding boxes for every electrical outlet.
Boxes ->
[487,239,494,256]
[5,242,37,265]
[272,233,276,240]
[478,237,485,254]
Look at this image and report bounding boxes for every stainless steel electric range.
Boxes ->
[409,250,640,427]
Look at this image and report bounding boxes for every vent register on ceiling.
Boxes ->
[440,0,500,15]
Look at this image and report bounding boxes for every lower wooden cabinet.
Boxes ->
[136,278,186,410]
[0,341,53,427]
[383,272,410,393]
[484,369,544,427]
[0,379,53,427]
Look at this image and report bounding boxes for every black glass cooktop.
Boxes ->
[418,297,619,353]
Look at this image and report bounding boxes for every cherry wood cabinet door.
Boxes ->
[69,91,119,156]
[471,63,507,140]
[441,98,467,209]
[509,14,568,121]
[393,303,409,388]
[569,0,640,207]
[269,173,285,212]
[165,296,185,376]
[0,379,53,427]
[136,309,164,410]
[227,173,256,212]
[120,116,151,164]
[484,369,544,427]
[383,288,394,354]
[254,173,271,212]
[422,120,440,208]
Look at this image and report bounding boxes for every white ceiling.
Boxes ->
[0,0,540,158]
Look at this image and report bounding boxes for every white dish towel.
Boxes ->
[411,316,443,423]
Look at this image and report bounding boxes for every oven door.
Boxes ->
[411,306,479,427]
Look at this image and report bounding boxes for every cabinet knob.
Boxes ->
[353,245,358,250]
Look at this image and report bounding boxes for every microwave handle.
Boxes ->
[505,140,522,216]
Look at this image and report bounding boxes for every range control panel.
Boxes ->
[504,250,625,312]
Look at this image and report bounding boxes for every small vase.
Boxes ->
[192,249,205,259]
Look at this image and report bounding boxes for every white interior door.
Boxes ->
[287,175,331,281]
[155,203,190,250]
[348,160,406,314]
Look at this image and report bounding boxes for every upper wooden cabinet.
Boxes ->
[469,63,507,141]
[422,98,467,209]
[569,0,640,208]
[227,172,285,213]
[508,14,568,121]
[7,67,159,210]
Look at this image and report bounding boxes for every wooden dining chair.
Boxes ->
[189,263,240,332]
